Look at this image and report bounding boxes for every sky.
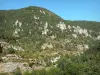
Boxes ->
[0,0,100,22]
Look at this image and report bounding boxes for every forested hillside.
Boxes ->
[0,6,100,75]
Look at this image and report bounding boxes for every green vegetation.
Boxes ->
[0,44,3,54]
[12,68,22,75]
[0,6,100,75]
[1,49,100,75]
[57,52,100,75]
[7,47,15,54]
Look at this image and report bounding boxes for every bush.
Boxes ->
[23,71,32,75]
[0,73,7,75]
[28,62,34,68]
[35,69,47,75]
[0,44,3,54]
[47,67,63,75]
[0,57,3,62]
[57,51,100,75]
[7,47,15,54]
[12,67,22,75]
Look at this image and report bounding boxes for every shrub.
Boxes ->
[47,67,63,75]
[0,57,3,62]
[0,44,3,54]
[7,47,15,54]
[28,62,34,68]
[35,69,47,75]
[0,73,7,75]
[12,67,22,75]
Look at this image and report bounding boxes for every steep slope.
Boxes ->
[0,6,100,68]
[0,6,63,39]
[0,6,100,54]
[0,6,100,73]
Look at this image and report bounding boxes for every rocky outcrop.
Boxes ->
[0,62,32,73]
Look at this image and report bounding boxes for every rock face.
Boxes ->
[7,45,24,51]
[0,62,31,73]
[0,41,24,52]
[0,41,9,54]
[1,54,23,62]
[0,54,30,73]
